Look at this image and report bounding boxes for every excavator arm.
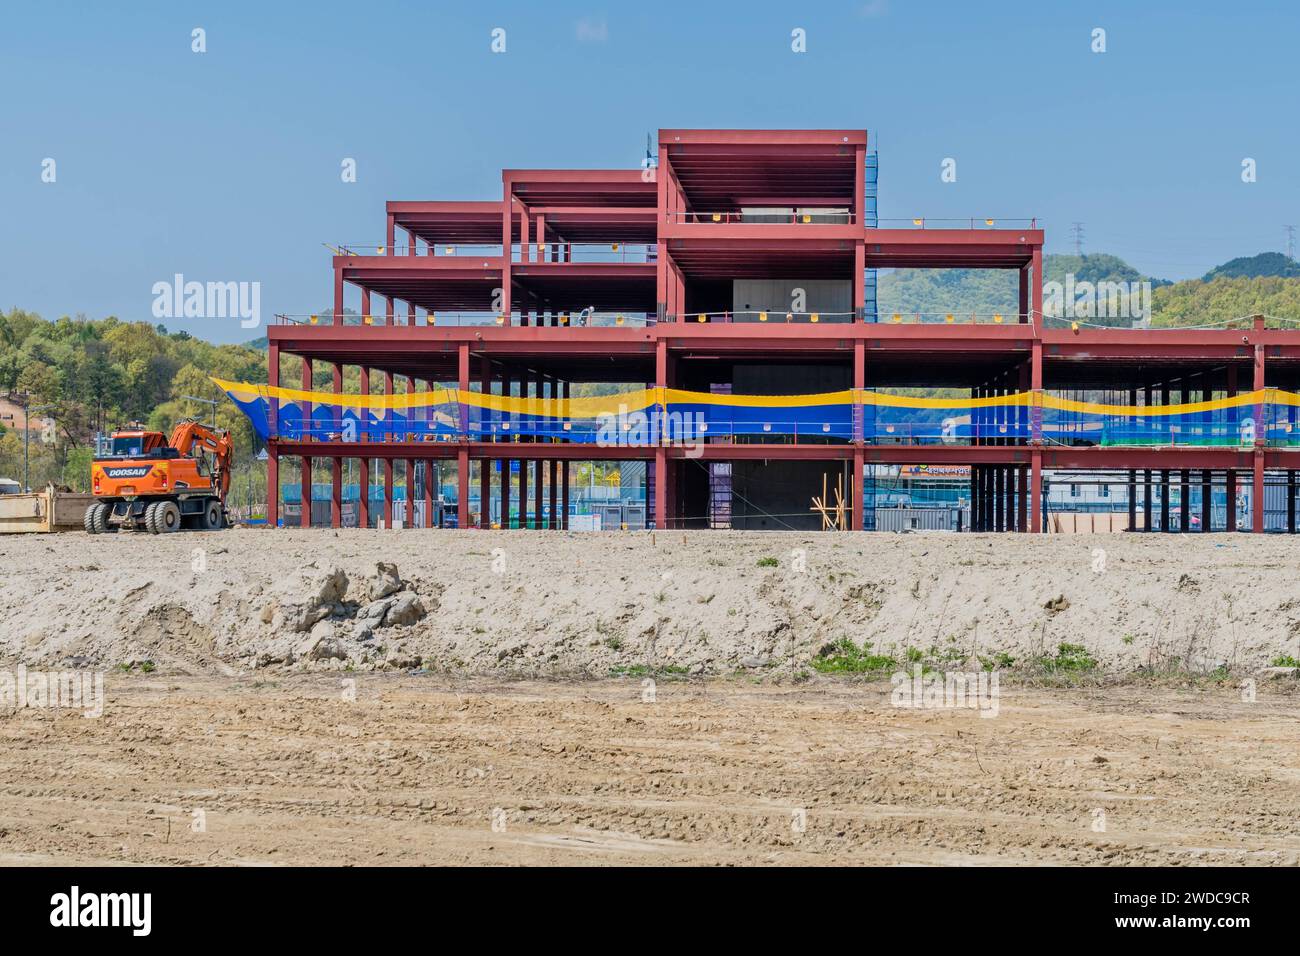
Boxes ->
[168,419,234,500]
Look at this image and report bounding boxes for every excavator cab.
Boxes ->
[104,429,169,459]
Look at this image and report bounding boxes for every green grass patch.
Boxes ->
[1036,642,1098,673]
[979,651,1016,671]
[811,638,897,675]
[756,557,780,568]
[1270,654,1300,668]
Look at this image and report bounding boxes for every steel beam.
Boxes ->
[300,356,312,529]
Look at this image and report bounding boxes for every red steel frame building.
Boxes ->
[265,128,1300,534]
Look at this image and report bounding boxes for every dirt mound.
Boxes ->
[1,529,1297,677]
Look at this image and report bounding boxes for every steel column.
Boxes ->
[1030,449,1042,534]
[533,368,543,529]
[1175,385,1186,531]
[853,338,865,531]
[458,343,470,529]
[267,343,280,527]
[654,447,667,529]
[1284,473,1294,538]
[356,366,369,529]
[1251,451,1264,533]
[1201,386,1212,531]
[456,449,469,529]
[480,356,491,528]
[424,457,434,529]
[1017,466,1027,533]
[1018,265,1029,323]
[300,356,312,528]
[500,368,511,528]
[333,268,343,326]
[994,447,1004,532]
[519,367,528,528]
[383,366,394,526]
[405,378,416,527]
[1253,338,1266,533]
[655,339,668,528]
[501,187,513,321]
[1226,369,1237,532]
[1018,363,1029,531]
[547,376,557,529]
[331,362,343,528]
[1159,384,1170,532]
[561,380,570,530]
[852,446,865,531]
[1143,385,1153,532]
[1031,246,1043,330]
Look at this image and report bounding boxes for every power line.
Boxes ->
[1070,221,1085,257]
[1285,225,1296,260]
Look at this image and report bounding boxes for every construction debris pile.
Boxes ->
[254,561,429,668]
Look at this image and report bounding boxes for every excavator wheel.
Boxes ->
[93,503,112,533]
[201,500,224,531]
[144,501,160,533]
[154,500,182,533]
[84,503,103,534]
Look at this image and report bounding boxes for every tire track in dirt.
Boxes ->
[0,675,1296,865]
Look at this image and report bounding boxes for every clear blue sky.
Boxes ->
[3,0,1297,343]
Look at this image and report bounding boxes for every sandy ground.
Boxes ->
[1,530,1298,865]
[0,674,1297,866]
[2,528,1300,676]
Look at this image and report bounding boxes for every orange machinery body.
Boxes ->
[93,434,218,498]
[86,421,233,533]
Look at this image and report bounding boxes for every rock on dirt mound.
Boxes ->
[367,562,404,601]
[259,563,348,632]
[259,562,429,669]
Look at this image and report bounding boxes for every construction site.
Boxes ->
[13,0,1300,928]
[4,128,1300,874]
[208,129,1300,537]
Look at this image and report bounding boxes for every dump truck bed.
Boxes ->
[0,488,96,533]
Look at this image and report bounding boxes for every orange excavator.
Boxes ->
[85,419,233,533]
